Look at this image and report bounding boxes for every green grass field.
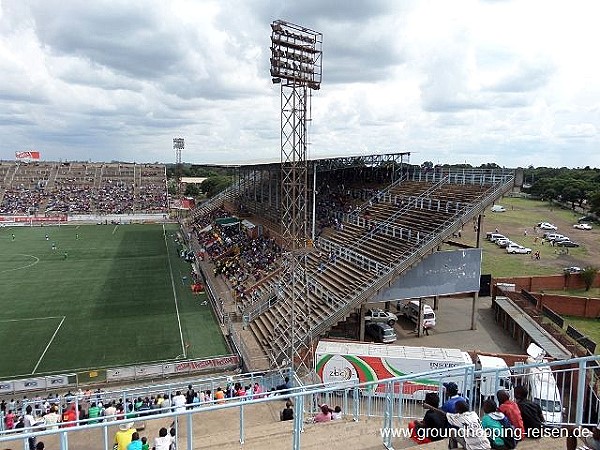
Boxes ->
[0,223,228,379]
[478,197,595,277]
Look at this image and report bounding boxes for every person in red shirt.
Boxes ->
[497,390,525,438]
[61,403,77,428]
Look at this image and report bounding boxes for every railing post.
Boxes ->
[576,359,587,425]
[60,430,68,450]
[239,402,245,444]
[353,384,360,421]
[187,411,193,450]
[103,423,109,450]
[382,380,394,449]
[292,392,304,450]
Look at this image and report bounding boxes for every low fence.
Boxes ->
[0,355,598,450]
[0,355,240,396]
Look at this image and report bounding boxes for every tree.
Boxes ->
[580,266,598,292]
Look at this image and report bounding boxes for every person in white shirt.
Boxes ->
[171,391,186,413]
[104,401,117,421]
[24,405,38,450]
[43,405,61,430]
[153,427,172,450]
[424,400,491,450]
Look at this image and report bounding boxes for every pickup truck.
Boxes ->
[364,308,398,326]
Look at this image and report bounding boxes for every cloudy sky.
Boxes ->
[1,0,599,168]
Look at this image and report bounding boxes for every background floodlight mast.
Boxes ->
[270,20,322,374]
[173,137,184,196]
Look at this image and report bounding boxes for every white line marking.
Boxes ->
[0,316,64,323]
[112,225,119,235]
[163,224,186,358]
[32,316,66,374]
[0,254,40,274]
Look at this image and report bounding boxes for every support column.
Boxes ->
[359,306,366,341]
[471,292,478,330]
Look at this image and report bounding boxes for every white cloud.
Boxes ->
[0,0,599,168]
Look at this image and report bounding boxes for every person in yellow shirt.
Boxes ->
[114,422,136,450]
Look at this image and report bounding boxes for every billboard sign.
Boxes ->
[15,151,40,161]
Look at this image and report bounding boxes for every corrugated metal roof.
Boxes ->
[494,296,571,360]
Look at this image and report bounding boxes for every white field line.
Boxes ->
[0,316,64,323]
[0,254,40,274]
[163,224,186,359]
[112,225,119,235]
[32,316,66,374]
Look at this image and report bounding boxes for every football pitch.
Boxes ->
[0,223,228,379]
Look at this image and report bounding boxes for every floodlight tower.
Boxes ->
[173,137,185,195]
[270,20,323,373]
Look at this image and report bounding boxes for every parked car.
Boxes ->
[556,240,580,247]
[365,322,397,344]
[364,308,398,326]
[506,244,532,254]
[573,223,592,230]
[563,266,583,274]
[538,222,558,230]
[491,205,506,212]
[496,239,514,248]
[489,234,507,243]
[578,215,598,224]
[544,233,566,241]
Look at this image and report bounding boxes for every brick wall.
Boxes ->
[535,294,600,318]
[494,274,600,291]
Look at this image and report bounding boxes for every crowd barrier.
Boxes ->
[0,354,598,450]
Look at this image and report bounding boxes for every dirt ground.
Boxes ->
[456,197,600,274]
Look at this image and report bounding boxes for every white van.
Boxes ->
[400,300,436,328]
[491,205,506,212]
[526,361,563,425]
[475,355,513,399]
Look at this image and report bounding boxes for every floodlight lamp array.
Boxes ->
[173,138,185,150]
[270,20,322,90]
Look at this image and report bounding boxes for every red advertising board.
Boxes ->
[15,151,40,160]
[0,216,67,223]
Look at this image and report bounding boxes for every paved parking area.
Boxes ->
[388,295,524,354]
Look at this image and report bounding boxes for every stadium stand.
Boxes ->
[0,161,168,215]
[186,161,515,368]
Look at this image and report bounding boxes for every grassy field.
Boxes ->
[563,316,600,355]
[477,197,597,277]
[0,223,227,379]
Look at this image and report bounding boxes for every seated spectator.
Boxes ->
[481,399,508,449]
[424,400,491,450]
[127,431,142,450]
[496,390,524,438]
[513,385,544,438]
[280,401,294,421]
[441,382,468,413]
[313,404,332,423]
[152,427,171,450]
[331,406,342,420]
[276,377,292,394]
[408,392,448,444]
[253,382,263,398]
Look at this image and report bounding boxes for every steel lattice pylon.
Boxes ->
[270,20,322,375]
